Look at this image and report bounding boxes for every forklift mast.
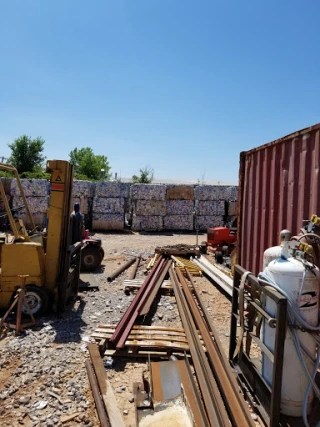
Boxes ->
[45,160,81,311]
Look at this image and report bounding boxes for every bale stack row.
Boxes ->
[11,179,49,229]
[92,182,130,231]
[131,184,166,231]
[0,178,12,230]
[72,180,94,228]
[164,185,194,230]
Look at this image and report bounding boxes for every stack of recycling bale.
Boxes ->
[131,184,166,231]
[0,178,12,230]
[226,186,238,226]
[194,185,226,231]
[92,182,130,230]
[11,179,48,229]
[72,180,94,228]
[164,185,195,230]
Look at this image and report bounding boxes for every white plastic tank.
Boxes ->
[262,256,319,416]
[263,229,292,269]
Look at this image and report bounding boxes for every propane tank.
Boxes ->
[263,229,292,269]
[262,251,319,417]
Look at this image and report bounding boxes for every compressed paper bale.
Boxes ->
[132,215,163,231]
[11,179,48,197]
[135,200,166,216]
[166,200,194,215]
[92,197,125,214]
[194,185,230,201]
[0,178,13,194]
[166,185,194,200]
[164,215,194,231]
[72,180,94,198]
[72,196,90,214]
[195,215,224,231]
[226,186,238,201]
[195,200,225,216]
[21,213,46,229]
[12,196,48,215]
[92,213,124,230]
[0,194,11,211]
[95,181,130,198]
[226,215,237,227]
[228,201,238,216]
[131,184,166,201]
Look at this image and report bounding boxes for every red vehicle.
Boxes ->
[81,229,105,271]
[205,226,237,264]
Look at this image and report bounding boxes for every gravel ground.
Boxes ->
[0,231,234,427]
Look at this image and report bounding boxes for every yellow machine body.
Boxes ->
[0,160,81,313]
[0,243,45,308]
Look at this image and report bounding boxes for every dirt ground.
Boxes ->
[0,231,235,427]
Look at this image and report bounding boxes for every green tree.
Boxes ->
[8,135,46,173]
[132,166,154,184]
[69,147,111,181]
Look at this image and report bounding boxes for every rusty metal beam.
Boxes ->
[109,256,164,347]
[85,359,110,427]
[180,269,254,427]
[170,267,230,426]
[115,258,167,348]
[139,259,172,316]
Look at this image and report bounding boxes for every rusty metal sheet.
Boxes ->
[238,122,320,276]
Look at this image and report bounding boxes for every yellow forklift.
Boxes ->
[0,160,82,315]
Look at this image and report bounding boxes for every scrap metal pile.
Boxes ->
[86,245,254,427]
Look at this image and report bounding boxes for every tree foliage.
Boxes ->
[69,147,111,181]
[8,135,46,174]
[132,166,154,184]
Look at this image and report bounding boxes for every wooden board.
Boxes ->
[104,349,191,358]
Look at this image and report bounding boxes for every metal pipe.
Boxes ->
[128,256,141,280]
[85,359,110,427]
[107,257,137,282]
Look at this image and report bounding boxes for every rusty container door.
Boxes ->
[238,123,320,276]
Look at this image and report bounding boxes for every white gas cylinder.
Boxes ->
[262,256,319,417]
[263,229,292,269]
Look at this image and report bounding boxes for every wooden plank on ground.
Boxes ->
[98,323,184,333]
[88,343,125,427]
[93,328,187,338]
[93,332,188,344]
[104,349,191,358]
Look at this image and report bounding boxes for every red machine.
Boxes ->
[205,226,237,264]
[81,229,105,271]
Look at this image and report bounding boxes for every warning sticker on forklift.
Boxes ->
[52,183,65,191]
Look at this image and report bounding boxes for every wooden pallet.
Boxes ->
[123,279,173,295]
[91,324,206,358]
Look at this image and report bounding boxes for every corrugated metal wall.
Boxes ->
[238,123,320,276]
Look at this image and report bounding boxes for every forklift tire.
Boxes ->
[23,285,49,316]
[81,246,102,271]
[99,248,105,261]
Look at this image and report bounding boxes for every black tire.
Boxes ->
[23,285,49,316]
[81,246,102,271]
[215,251,224,264]
[99,248,105,261]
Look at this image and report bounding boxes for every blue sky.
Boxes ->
[1,1,320,183]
